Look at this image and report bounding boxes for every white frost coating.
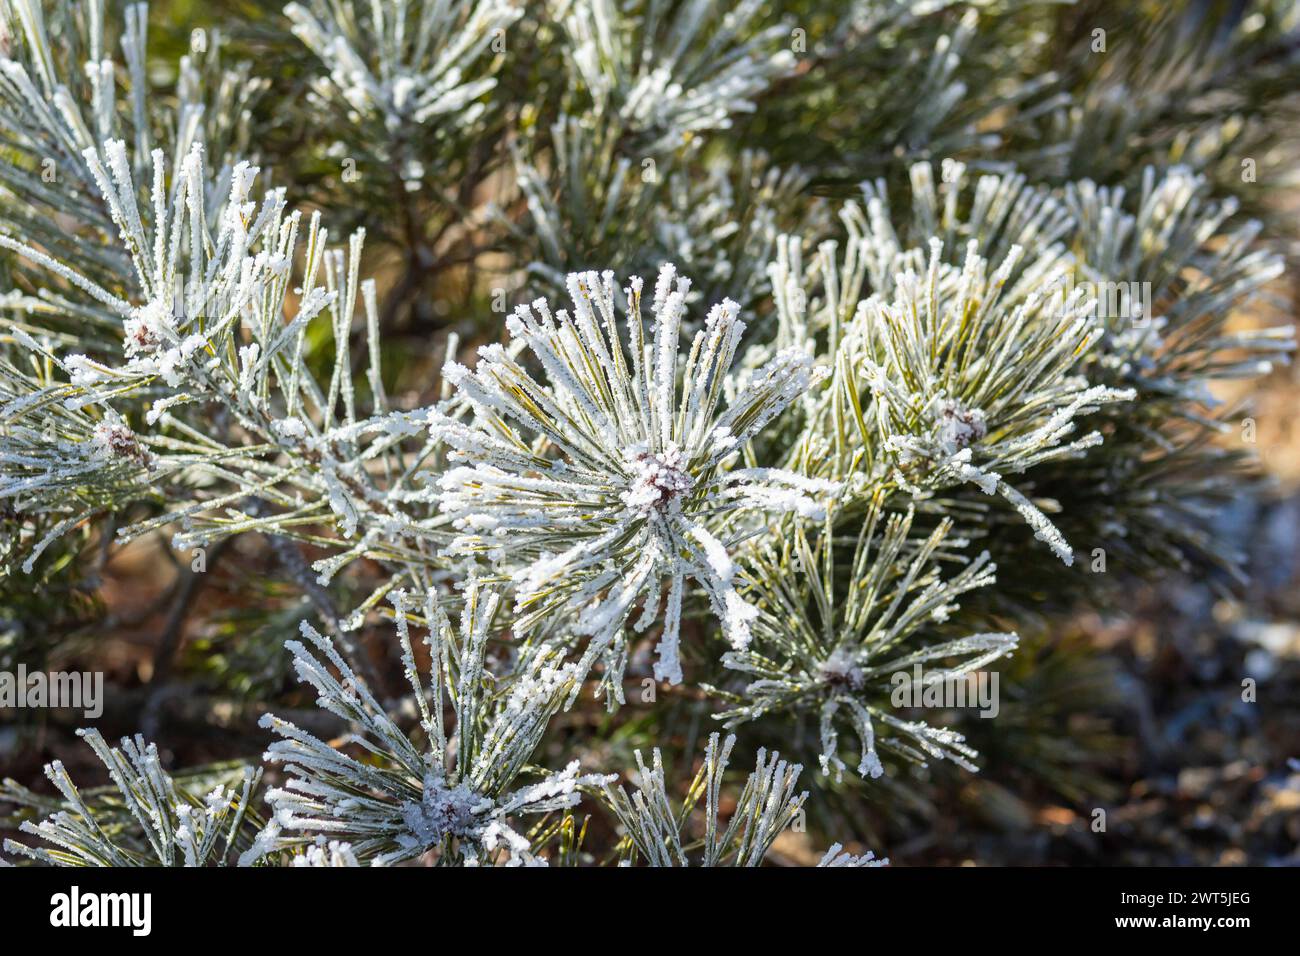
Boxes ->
[932,398,987,456]
[89,410,151,467]
[818,843,890,867]
[0,131,433,591]
[286,0,522,138]
[271,416,307,440]
[5,729,260,867]
[291,840,360,867]
[601,732,869,867]
[0,15,1292,874]
[622,443,693,512]
[688,523,733,583]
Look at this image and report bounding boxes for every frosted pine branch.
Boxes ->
[0,135,447,599]
[0,0,1293,874]
[558,0,797,153]
[711,493,1016,780]
[834,238,1134,564]
[286,0,522,192]
[433,264,839,685]
[602,731,885,867]
[256,584,613,866]
[2,730,263,867]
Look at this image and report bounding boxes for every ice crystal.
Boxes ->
[292,841,360,867]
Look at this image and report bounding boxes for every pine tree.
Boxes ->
[1,0,1294,867]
